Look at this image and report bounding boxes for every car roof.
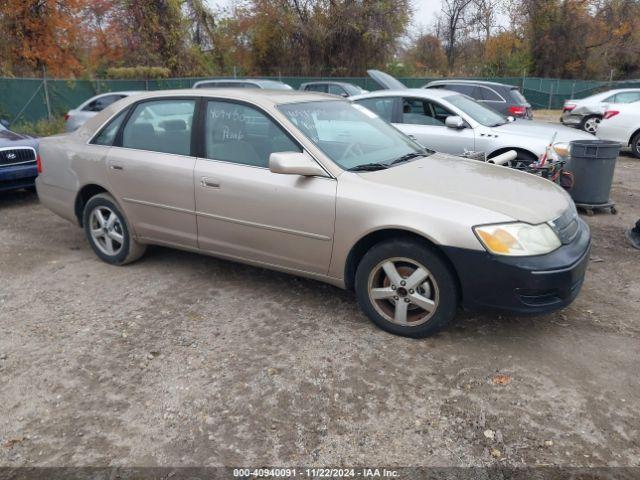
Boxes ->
[104,88,338,107]
[426,79,516,89]
[302,81,358,87]
[92,91,142,97]
[193,79,287,86]
[350,88,457,101]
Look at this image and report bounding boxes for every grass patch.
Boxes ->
[10,117,65,137]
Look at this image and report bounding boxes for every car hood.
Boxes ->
[491,120,595,143]
[0,129,38,148]
[358,153,571,225]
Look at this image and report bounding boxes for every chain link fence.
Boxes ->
[1,74,639,124]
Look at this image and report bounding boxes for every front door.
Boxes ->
[106,98,198,247]
[194,100,336,274]
[394,97,476,155]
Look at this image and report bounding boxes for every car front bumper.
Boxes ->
[443,218,591,315]
[0,163,38,191]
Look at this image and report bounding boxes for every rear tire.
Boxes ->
[83,193,146,265]
[631,132,640,159]
[580,115,601,135]
[355,239,459,338]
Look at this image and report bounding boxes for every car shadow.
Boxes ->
[0,188,39,208]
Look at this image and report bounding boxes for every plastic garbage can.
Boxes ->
[567,139,620,208]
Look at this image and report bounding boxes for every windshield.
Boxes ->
[279,100,429,170]
[445,94,507,127]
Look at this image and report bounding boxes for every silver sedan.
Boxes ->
[351,88,594,167]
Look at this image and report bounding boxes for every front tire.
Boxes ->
[83,193,146,265]
[580,115,601,135]
[631,132,640,159]
[355,239,459,338]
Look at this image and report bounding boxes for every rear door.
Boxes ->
[106,98,198,247]
[193,99,336,274]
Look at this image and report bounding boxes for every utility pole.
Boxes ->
[42,65,52,121]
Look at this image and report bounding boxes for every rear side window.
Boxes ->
[82,94,125,112]
[510,88,528,104]
[305,84,327,93]
[613,92,640,103]
[447,84,478,98]
[204,101,301,168]
[121,99,195,156]
[91,108,128,146]
[355,97,395,122]
[479,87,503,102]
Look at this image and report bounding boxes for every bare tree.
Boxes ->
[441,0,474,69]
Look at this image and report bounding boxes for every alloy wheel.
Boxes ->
[89,206,124,256]
[584,117,600,134]
[367,257,440,327]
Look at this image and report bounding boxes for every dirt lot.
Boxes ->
[1,153,639,469]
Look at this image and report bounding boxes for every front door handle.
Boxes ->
[110,164,124,171]
[201,177,220,188]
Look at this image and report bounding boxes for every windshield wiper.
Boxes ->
[390,152,424,165]
[347,162,389,172]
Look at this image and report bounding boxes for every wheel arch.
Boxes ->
[629,128,640,147]
[74,183,111,226]
[343,228,461,294]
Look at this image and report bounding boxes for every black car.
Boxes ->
[424,80,533,119]
[0,120,39,192]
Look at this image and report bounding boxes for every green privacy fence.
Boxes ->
[1,75,639,124]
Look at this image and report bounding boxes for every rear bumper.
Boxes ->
[0,164,37,191]
[560,112,583,126]
[443,218,591,315]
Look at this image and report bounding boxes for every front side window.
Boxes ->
[121,99,195,155]
[354,97,395,122]
[91,108,128,146]
[205,101,301,167]
[445,94,507,127]
[328,84,347,96]
[401,98,452,126]
[279,100,429,171]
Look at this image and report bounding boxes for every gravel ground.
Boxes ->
[1,153,639,468]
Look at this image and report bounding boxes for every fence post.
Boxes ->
[571,81,575,99]
[522,69,526,89]
[548,82,554,110]
[42,65,52,121]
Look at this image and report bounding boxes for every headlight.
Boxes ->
[474,222,561,256]
[553,142,570,159]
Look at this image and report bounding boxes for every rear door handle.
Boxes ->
[110,164,124,171]
[201,177,220,188]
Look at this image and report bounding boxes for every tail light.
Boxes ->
[563,104,576,112]
[508,105,526,117]
[64,113,70,122]
[36,153,42,174]
[603,110,620,120]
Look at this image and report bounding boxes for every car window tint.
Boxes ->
[121,99,195,155]
[306,84,327,92]
[354,97,395,122]
[83,95,124,112]
[480,87,502,102]
[401,98,449,126]
[448,84,476,96]
[205,101,301,168]
[510,88,527,104]
[602,95,616,103]
[614,92,640,103]
[328,84,346,96]
[92,108,128,146]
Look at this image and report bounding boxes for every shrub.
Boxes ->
[105,66,171,79]
[11,117,65,137]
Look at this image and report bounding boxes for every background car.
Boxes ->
[299,81,367,97]
[424,79,533,119]
[597,102,640,158]
[351,87,593,168]
[192,79,293,90]
[35,90,589,338]
[561,88,640,134]
[65,91,141,132]
[0,120,39,192]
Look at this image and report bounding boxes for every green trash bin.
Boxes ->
[567,140,621,211]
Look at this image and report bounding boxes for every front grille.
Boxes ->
[549,208,580,245]
[0,147,36,167]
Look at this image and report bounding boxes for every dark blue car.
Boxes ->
[0,120,39,192]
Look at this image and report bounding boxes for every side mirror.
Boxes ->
[0,119,9,129]
[445,115,466,129]
[269,151,327,177]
